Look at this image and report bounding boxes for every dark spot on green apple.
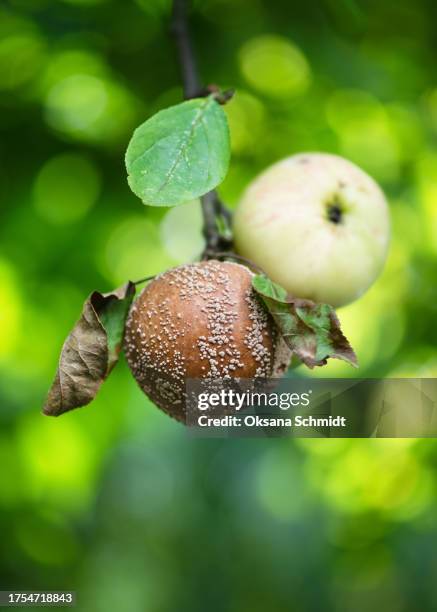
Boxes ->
[327,202,343,224]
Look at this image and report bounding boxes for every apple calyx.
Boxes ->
[327,201,343,224]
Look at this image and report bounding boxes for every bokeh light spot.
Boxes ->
[44,73,140,144]
[18,414,97,510]
[45,74,108,131]
[41,50,107,90]
[326,89,400,182]
[239,35,311,99]
[305,440,431,520]
[0,259,22,359]
[160,200,204,263]
[101,216,174,284]
[33,153,101,224]
[0,33,45,90]
[225,90,265,154]
[415,151,437,253]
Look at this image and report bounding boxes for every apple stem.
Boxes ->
[170,0,233,258]
[132,275,156,286]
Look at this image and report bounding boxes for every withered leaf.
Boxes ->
[43,282,135,417]
[252,275,357,369]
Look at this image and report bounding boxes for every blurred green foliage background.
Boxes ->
[1,0,437,609]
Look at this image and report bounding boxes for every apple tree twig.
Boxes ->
[170,0,233,258]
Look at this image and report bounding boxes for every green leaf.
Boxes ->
[252,274,288,301]
[125,96,230,207]
[43,282,135,417]
[92,282,136,372]
[252,275,357,369]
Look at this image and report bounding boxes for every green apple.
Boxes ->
[233,153,390,307]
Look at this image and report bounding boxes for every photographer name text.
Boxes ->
[193,389,346,429]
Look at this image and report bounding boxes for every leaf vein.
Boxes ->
[156,98,211,195]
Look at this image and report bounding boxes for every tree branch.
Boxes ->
[170,0,201,99]
[170,0,232,258]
